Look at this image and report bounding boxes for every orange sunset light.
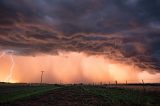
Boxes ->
[0,52,159,84]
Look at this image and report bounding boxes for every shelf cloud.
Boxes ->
[0,0,160,72]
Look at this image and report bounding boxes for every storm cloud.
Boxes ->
[0,0,160,71]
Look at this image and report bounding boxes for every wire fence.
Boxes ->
[95,78,160,85]
[85,78,160,92]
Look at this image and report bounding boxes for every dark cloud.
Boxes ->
[0,0,160,72]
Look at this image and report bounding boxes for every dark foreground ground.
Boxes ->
[0,83,160,106]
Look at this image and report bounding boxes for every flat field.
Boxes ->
[0,83,159,106]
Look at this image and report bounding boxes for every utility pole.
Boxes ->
[40,71,44,84]
[115,80,118,85]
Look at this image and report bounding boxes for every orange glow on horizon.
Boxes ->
[0,52,159,84]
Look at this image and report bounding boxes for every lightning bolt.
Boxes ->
[0,52,6,82]
[4,54,15,82]
[0,50,15,83]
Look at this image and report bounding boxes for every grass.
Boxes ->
[0,84,159,106]
[0,84,61,103]
[82,86,160,106]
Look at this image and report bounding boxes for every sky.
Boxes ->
[0,0,160,83]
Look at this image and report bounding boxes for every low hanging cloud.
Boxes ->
[0,0,160,72]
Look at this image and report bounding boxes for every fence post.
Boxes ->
[142,80,145,92]
[100,82,102,85]
[108,81,110,86]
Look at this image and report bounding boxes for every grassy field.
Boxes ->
[83,85,160,106]
[0,83,160,106]
[0,83,61,103]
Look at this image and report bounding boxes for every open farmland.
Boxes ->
[0,83,160,106]
[0,83,61,103]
